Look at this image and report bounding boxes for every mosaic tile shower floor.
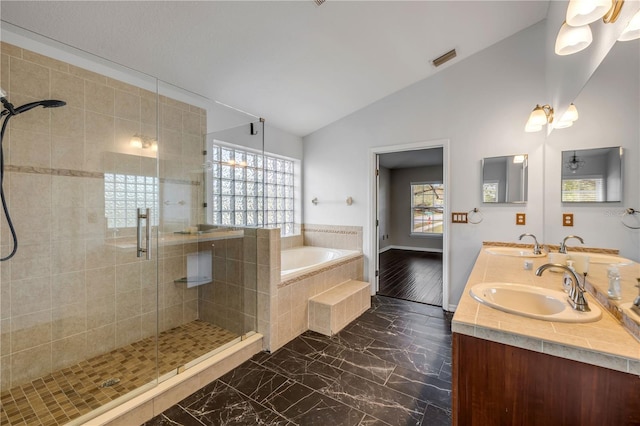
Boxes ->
[0,320,238,426]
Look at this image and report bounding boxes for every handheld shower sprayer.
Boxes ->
[0,87,66,261]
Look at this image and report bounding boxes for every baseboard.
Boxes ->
[379,245,443,254]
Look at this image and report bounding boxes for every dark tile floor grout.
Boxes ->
[144,295,453,425]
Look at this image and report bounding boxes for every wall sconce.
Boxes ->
[130,134,158,151]
[619,9,640,40]
[525,103,579,132]
[554,103,579,129]
[556,0,626,55]
[524,104,554,132]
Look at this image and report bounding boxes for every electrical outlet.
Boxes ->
[516,213,526,225]
[563,213,574,227]
[452,212,468,223]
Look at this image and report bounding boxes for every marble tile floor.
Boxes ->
[145,295,453,425]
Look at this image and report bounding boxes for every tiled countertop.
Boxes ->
[452,245,640,375]
[109,229,245,249]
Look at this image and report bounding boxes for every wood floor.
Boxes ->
[378,249,443,306]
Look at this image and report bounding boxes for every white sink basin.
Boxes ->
[567,252,634,266]
[470,282,602,323]
[485,247,546,258]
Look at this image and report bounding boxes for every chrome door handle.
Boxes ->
[137,208,151,260]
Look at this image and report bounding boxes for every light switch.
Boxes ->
[516,213,526,225]
[452,212,468,223]
[563,213,574,227]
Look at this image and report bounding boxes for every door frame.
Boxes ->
[369,139,450,310]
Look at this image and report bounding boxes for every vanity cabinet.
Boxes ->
[452,333,640,425]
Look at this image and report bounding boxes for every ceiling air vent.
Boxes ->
[432,49,457,67]
[314,0,325,5]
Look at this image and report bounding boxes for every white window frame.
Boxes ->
[410,181,444,236]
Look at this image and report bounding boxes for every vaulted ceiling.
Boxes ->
[1,1,549,136]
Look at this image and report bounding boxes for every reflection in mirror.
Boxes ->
[482,154,528,203]
[561,147,622,203]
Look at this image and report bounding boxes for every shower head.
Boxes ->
[13,99,66,115]
[0,86,66,116]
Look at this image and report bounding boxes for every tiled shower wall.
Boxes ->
[197,229,258,338]
[0,42,207,391]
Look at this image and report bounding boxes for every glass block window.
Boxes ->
[411,183,444,234]
[104,173,159,228]
[209,144,295,235]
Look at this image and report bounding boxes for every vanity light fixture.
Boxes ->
[566,0,612,26]
[565,151,586,173]
[556,0,626,55]
[554,103,580,129]
[130,134,158,151]
[618,8,640,40]
[555,21,593,55]
[524,104,554,132]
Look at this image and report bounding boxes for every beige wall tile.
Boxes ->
[11,343,51,387]
[51,105,84,140]
[52,302,86,340]
[117,289,142,322]
[9,128,51,168]
[11,277,51,317]
[51,333,86,371]
[86,295,115,330]
[85,80,115,115]
[86,324,116,358]
[116,316,141,347]
[10,57,50,99]
[11,310,52,353]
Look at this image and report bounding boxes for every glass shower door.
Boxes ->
[0,41,161,425]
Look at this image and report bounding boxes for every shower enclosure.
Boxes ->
[0,35,260,425]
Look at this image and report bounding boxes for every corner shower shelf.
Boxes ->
[174,276,212,287]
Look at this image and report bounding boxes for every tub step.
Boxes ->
[308,280,371,336]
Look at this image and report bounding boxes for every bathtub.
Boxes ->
[281,246,360,279]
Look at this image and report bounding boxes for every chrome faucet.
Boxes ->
[559,235,584,254]
[519,233,542,255]
[536,263,591,312]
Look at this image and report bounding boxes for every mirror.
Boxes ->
[561,147,622,203]
[482,154,528,203]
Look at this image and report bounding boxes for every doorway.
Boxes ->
[370,141,449,309]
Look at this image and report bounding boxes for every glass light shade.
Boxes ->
[561,103,579,122]
[618,10,640,41]
[524,121,543,133]
[566,0,612,26]
[528,106,549,126]
[555,23,593,55]
[554,120,574,129]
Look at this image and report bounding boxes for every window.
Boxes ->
[208,143,296,235]
[411,183,444,235]
[482,181,499,203]
[104,173,159,228]
[561,177,604,202]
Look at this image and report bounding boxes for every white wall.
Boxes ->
[303,22,548,309]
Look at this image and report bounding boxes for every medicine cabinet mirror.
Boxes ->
[561,147,622,203]
[482,154,528,204]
